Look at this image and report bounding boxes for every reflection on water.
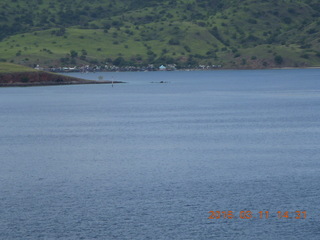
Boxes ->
[1,69,320,239]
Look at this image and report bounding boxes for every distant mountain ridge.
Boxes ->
[0,0,320,69]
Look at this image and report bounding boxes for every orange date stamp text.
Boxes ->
[208,210,307,220]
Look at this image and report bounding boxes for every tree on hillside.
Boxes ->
[274,55,283,65]
[70,50,78,58]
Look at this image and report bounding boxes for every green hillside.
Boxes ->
[0,0,320,69]
[0,62,37,73]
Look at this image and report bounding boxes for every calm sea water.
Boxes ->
[1,69,320,239]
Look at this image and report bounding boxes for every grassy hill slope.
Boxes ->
[0,62,38,73]
[0,0,320,69]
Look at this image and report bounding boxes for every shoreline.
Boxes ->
[0,70,123,87]
[52,66,320,74]
[1,64,319,88]
[0,80,121,87]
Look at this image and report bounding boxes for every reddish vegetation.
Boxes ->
[0,71,116,87]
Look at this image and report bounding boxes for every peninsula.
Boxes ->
[0,63,119,87]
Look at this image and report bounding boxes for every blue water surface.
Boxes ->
[1,69,320,239]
